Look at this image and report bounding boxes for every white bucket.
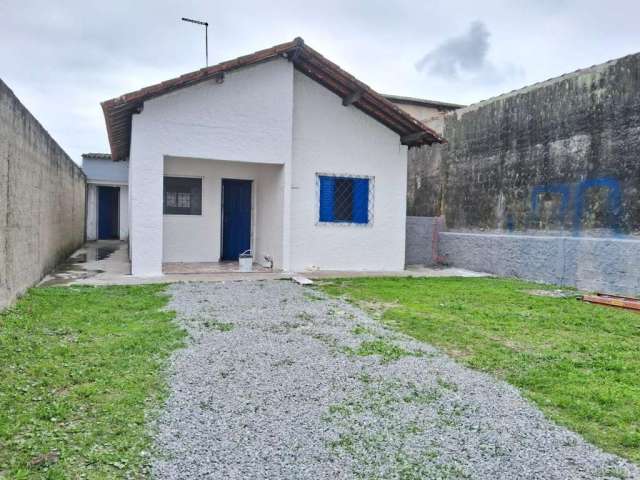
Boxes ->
[239,250,253,272]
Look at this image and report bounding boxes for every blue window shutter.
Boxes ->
[352,178,369,224]
[319,176,335,222]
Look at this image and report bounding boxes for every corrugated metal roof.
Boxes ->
[101,37,444,160]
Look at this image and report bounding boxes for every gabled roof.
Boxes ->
[101,37,444,161]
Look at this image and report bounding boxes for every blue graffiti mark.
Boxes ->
[505,213,515,232]
[530,178,623,236]
[573,177,622,235]
[531,184,571,221]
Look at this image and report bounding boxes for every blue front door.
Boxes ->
[221,179,252,261]
[98,186,119,239]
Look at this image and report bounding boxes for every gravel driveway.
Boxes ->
[152,280,639,480]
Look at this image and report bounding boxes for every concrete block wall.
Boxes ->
[438,232,640,296]
[0,79,86,309]
[405,216,435,266]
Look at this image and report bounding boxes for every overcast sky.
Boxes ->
[2,0,639,163]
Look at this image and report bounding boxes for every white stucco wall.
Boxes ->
[288,71,408,271]
[129,59,294,275]
[119,185,129,240]
[86,183,129,241]
[86,184,97,241]
[163,156,282,264]
[82,157,129,184]
[255,166,284,268]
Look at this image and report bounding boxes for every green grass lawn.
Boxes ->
[320,277,640,464]
[0,285,184,479]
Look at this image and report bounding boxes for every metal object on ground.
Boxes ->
[580,293,640,312]
[238,250,253,272]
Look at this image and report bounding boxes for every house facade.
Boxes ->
[102,38,441,276]
[81,153,128,241]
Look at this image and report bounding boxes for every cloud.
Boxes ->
[415,21,522,85]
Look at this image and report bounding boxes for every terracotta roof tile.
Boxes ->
[101,38,443,160]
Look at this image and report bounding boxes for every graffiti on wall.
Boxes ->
[530,177,622,235]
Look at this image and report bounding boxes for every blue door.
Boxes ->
[221,179,252,261]
[98,186,119,239]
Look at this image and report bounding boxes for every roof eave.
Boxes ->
[101,38,444,160]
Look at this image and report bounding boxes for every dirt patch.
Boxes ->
[526,289,577,298]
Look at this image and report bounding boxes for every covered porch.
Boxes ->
[160,156,285,271]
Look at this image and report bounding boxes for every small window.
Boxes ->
[164,177,202,215]
[318,175,370,224]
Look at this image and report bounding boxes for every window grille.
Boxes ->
[318,174,373,225]
[163,177,202,215]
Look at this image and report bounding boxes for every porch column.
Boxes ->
[129,122,163,276]
[281,158,292,271]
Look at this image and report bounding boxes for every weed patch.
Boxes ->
[345,339,422,363]
[203,320,234,332]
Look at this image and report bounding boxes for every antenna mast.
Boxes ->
[181,17,209,67]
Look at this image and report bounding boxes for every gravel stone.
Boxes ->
[151,280,639,480]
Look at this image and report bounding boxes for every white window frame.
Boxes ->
[315,172,375,227]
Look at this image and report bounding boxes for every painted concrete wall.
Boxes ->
[119,186,128,240]
[255,165,284,268]
[87,184,98,241]
[162,156,282,265]
[0,79,85,308]
[129,59,294,275]
[289,71,407,271]
[86,184,128,241]
[405,53,640,294]
[386,102,450,135]
[82,157,128,184]
[439,232,640,296]
[405,216,435,266]
[390,103,443,124]
[410,53,640,235]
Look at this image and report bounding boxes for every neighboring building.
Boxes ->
[383,94,464,135]
[81,153,128,241]
[100,38,442,276]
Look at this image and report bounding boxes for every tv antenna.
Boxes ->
[181,17,209,67]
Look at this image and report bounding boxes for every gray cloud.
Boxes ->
[1,1,635,162]
[415,21,522,85]
[416,21,489,77]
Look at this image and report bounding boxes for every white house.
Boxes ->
[101,38,442,276]
[81,153,128,241]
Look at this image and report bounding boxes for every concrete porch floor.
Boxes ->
[38,241,489,287]
[163,261,273,274]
